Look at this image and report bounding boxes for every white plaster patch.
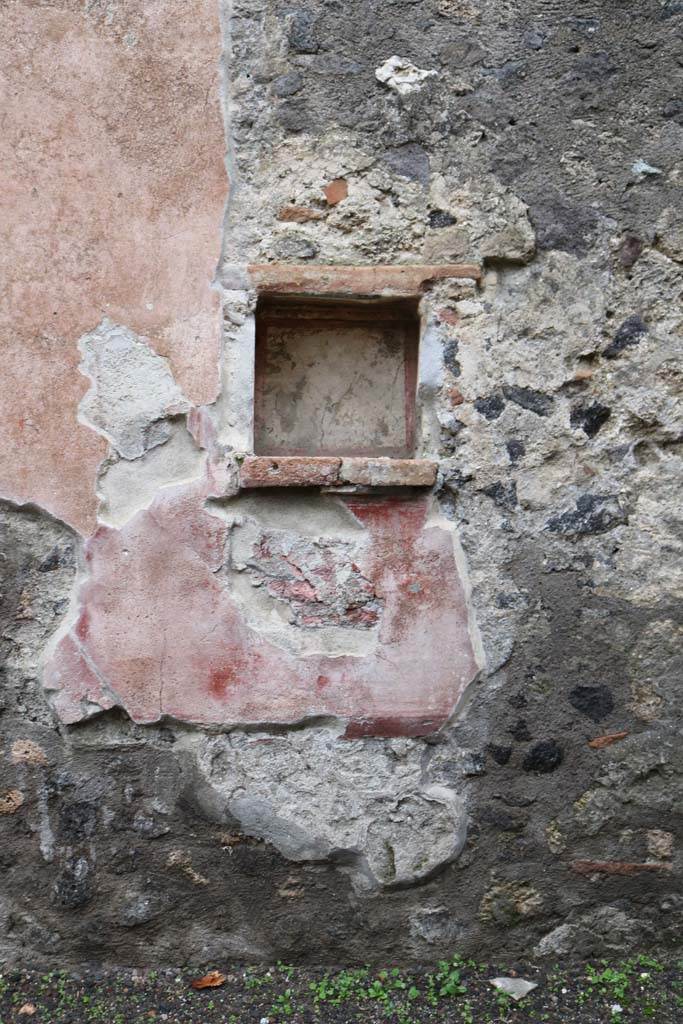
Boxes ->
[195,729,468,890]
[78,319,190,459]
[97,425,207,528]
[211,292,255,450]
[375,56,437,96]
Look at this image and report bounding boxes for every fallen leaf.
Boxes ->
[18,1005,37,1016]
[190,970,226,990]
[490,977,538,1001]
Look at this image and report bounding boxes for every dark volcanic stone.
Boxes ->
[443,339,461,376]
[663,98,683,123]
[54,856,93,909]
[272,72,304,97]
[506,439,525,462]
[509,719,532,742]
[488,744,513,765]
[546,494,627,536]
[59,801,98,841]
[528,189,600,255]
[276,100,314,133]
[480,805,526,831]
[569,684,615,722]
[429,209,457,228]
[288,10,319,53]
[38,546,61,572]
[503,385,554,416]
[604,315,647,358]
[570,402,611,438]
[522,740,564,773]
[474,395,505,420]
[618,235,643,268]
[482,481,518,510]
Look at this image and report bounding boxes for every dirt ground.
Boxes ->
[0,953,681,1023]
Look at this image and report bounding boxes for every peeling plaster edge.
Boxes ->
[37,531,119,728]
[0,489,91,540]
[96,442,209,530]
[0,496,79,537]
[426,497,487,678]
[0,496,114,724]
[216,0,238,274]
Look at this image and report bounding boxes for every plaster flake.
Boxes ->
[97,424,207,528]
[375,56,438,96]
[244,531,381,629]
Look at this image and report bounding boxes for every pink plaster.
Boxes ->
[44,480,478,737]
[0,1,227,534]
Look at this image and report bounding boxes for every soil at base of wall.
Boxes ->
[0,957,681,1024]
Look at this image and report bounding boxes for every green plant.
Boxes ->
[427,955,467,1003]
[586,962,632,1003]
[270,987,295,1018]
[309,966,369,1006]
[277,960,295,980]
[244,967,272,989]
[460,1000,474,1023]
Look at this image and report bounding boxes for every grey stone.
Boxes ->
[382,144,430,185]
[272,72,304,97]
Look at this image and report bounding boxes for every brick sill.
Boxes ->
[238,456,438,490]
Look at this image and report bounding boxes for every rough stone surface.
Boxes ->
[0,0,681,971]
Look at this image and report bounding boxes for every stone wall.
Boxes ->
[0,0,681,966]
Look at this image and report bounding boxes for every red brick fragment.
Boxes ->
[345,715,445,739]
[588,730,629,749]
[437,307,460,325]
[448,386,464,406]
[323,178,348,205]
[276,205,323,223]
[239,456,341,488]
[570,860,672,877]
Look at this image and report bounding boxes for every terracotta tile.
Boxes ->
[240,456,341,488]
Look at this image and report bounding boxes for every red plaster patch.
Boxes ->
[45,485,477,735]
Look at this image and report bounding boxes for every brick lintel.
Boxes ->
[247,263,481,297]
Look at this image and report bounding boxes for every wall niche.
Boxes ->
[254,296,419,458]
